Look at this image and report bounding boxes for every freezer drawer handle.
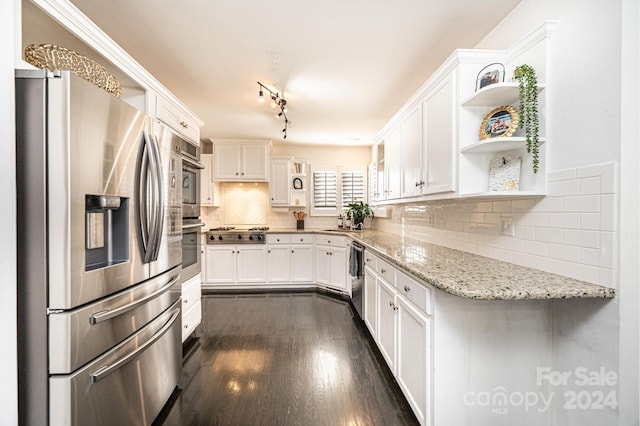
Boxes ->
[89,275,179,325]
[90,305,181,383]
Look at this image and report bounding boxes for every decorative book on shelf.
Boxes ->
[488,155,521,192]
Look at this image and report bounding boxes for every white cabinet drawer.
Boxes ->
[181,300,202,342]
[181,275,201,308]
[291,234,313,245]
[376,258,395,284]
[364,252,378,270]
[316,235,346,247]
[397,271,431,315]
[267,234,291,244]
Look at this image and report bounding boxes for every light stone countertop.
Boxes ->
[266,228,616,300]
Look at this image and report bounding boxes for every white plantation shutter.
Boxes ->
[341,171,365,206]
[313,171,337,208]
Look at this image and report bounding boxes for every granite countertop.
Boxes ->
[266,228,616,300]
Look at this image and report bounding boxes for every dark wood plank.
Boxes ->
[156,292,418,426]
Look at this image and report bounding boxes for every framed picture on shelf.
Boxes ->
[488,155,521,192]
[292,177,303,189]
[475,63,505,91]
[480,105,520,140]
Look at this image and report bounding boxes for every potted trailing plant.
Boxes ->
[345,202,374,230]
[514,64,540,173]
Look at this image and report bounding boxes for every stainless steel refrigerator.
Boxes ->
[16,70,183,425]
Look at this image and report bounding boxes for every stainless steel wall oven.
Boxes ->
[180,138,205,281]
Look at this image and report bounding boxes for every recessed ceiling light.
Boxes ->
[346,138,360,144]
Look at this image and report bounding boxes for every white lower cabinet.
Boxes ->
[266,245,291,282]
[290,244,313,282]
[181,274,202,342]
[204,245,266,285]
[376,277,398,371]
[365,252,432,426]
[364,265,378,338]
[397,294,431,425]
[315,244,348,293]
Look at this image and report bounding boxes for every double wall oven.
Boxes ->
[180,138,205,282]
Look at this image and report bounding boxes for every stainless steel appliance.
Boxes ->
[206,226,267,244]
[180,139,203,219]
[16,70,183,425]
[349,241,365,320]
[179,138,205,282]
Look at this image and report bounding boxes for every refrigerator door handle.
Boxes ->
[90,304,181,383]
[138,130,152,262]
[89,274,179,325]
[149,134,165,261]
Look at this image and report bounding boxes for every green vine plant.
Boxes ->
[514,64,540,173]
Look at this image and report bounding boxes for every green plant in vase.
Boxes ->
[345,202,374,230]
[514,64,540,173]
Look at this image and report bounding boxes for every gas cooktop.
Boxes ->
[206,227,267,244]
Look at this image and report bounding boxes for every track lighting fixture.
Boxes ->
[257,81,290,140]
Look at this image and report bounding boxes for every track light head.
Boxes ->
[258,81,291,140]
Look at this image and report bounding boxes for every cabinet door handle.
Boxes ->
[184,298,188,304]
[241,172,245,175]
[300,238,304,242]
[267,250,271,253]
[328,240,331,244]
[389,301,393,307]
[381,268,386,274]
[235,172,239,175]
[291,250,294,253]
[277,238,280,242]
[404,285,411,292]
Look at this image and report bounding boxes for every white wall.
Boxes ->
[479,2,637,424]
[475,0,622,171]
[1,0,17,423]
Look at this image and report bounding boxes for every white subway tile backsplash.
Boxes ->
[600,166,617,194]
[580,247,600,267]
[580,177,601,195]
[523,240,549,256]
[576,163,610,179]
[549,169,577,182]
[548,243,581,263]
[519,212,549,227]
[492,200,512,212]
[532,197,564,212]
[514,225,536,240]
[373,162,617,288]
[600,194,616,232]
[581,213,600,230]
[561,262,600,283]
[511,199,536,212]
[549,179,580,196]
[563,229,599,248]
[548,213,581,229]
[599,268,615,287]
[599,232,615,269]
[563,195,600,213]
[535,228,564,243]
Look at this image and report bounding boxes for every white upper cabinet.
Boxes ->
[212,140,270,181]
[269,156,292,206]
[371,23,554,204]
[156,95,200,145]
[385,127,402,200]
[422,71,456,195]
[400,104,424,198]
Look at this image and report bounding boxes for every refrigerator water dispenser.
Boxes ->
[85,194,129,271]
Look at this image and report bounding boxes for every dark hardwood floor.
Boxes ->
[156,292,418,426]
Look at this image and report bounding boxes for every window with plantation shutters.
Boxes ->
[313,171,337,208]
[341,171,365,206]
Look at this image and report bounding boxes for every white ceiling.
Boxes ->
[30,0,521,145]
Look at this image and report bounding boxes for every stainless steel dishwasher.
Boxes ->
[349,241,365,320]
